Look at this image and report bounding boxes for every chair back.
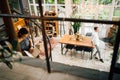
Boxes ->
[86,32,92,36]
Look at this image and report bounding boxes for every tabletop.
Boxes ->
[59,34,94,48]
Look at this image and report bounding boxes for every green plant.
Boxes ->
[70,9,81,34]
[72,22,81,34]
[73,0,82,4]
[99,0,112,4]
[46,0,54,4]
[58,0,65,4]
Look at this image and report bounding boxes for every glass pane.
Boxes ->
[9,0,19,10]
[115,0,120,5]
[29,0,33,3]
[72,0,81,4]
[57,0,65,4]
[58,6,65,17]
[35,0,38,3]
[84,0,90,4]
[99,0,112,5]
[14,0,19,10]
[46,0,55,4]
[31,5,35,15]
[114,7,120,18]
[37,6,40,16]
[98,7,110,20]
[45,6,55,11]
[91,0,97,4]
[71,6,81,18]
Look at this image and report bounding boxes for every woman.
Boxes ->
[18,27,33,54]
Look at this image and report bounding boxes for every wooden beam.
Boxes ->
[0,0,20,51]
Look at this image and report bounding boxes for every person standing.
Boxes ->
[92,26,104,63]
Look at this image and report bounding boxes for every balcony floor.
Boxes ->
[49,37,114,72]
[0,56,120,80]
[0,36,119,80]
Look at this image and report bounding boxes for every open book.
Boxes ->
[24,50,34,58]
[24,46,41,58]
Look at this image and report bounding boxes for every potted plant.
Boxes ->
[70,12,81,40]
[72,22,81,34]
[71,22,81,41]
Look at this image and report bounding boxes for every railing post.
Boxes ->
[109,25,120,80]
[38,0,51,73]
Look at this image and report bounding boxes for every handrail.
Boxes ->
[0,14,119,25]
[30,19,52,61]
[0,24,5,27]
[4,9,52,60]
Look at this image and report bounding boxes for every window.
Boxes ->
[116,0,120,5]
[9,0,19,11]
[91,0,97,5]
[35,0,38,3]
[99,0,112,5]
[113,0,120,19]
[57,0,65,4]
[37,6,40,16]
[30,5,35,15]
[29,0,33,3]
[98,7,110,20]
[72,0,81,4]
[46,6,55,11]
[46,0,55,4]
[114,7,120,18]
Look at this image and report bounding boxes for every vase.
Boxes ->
[69,28,73,35]
[75,32,79,41]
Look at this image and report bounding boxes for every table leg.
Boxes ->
[61,44,63,55]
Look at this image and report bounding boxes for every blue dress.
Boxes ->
[20,37,30,51]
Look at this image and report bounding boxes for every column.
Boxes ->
[0,0,19,50]
[65,0,72,34]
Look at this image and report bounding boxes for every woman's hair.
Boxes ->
[18,28,28,38]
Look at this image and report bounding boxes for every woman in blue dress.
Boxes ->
[18,27,33,54]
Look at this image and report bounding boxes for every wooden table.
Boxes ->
[59,34,94,58]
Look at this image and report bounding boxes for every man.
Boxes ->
[92,27,104,63]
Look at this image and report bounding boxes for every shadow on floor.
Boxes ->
[19,57,120,80]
